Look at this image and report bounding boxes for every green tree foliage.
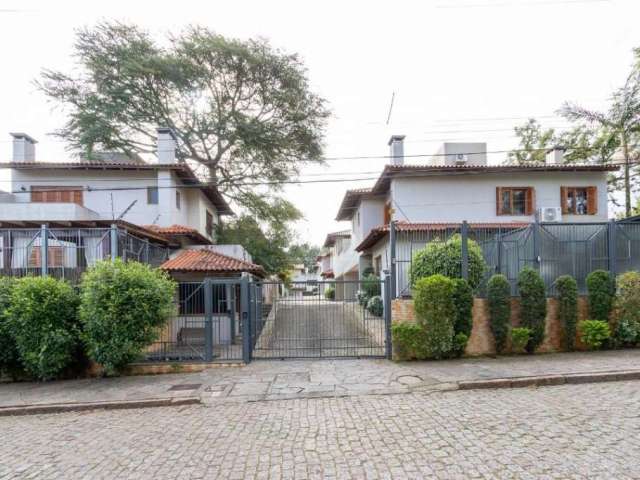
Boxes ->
[487,274,511,353]
[451,278,473,338]
[614,271,640,346]
[288,243,321,273]
[409,234,487,291]
[217,215,297,276]
[0,277,22,378]
[413,275,456,359]
[324,285,335,300]
[517,268,547,353]
[38,21,329,230]
[554,275,578,351]
[586,270,615,322]
[508,119,556,164]
[579,320,611,350]
[79,260,176,375]
[9,277,80,380]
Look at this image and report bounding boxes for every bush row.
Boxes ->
[0,260,176,380]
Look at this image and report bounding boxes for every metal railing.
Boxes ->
[0,225,170,283]
[391,220,640,297]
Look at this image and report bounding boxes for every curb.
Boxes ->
[458,369,640,391]
[0,396,201,417]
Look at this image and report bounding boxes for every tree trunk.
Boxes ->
[622,134,631,218]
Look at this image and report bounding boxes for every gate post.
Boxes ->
[532,215,541,271]
[240,274,252,364]
[382,269,393,359]
[607,219,618,278]
[461,221,469,281]
[40,224,48,277]
[389,221,397,299]
[204,278,213,362]
[110,224,118,261]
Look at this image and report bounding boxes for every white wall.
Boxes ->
[390,171,609,223]
[332,236,359,279]
[351,198,385,246]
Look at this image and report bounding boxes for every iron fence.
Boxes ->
[0,225,170,283]
[391,220,640,297]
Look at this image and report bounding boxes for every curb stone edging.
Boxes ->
[0,396,201,417]
[458,370,640,391]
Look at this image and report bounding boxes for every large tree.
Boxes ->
[39,22,329,227]
[508,118,556,164]
[287,243,321,273]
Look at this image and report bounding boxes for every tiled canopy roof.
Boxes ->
[355,222,530,252]
[160,248,266,277]
[143,224,211,245]
[335,188,383,221]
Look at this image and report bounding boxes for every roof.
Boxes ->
[0,161,233,215]
[355,222,530,252]
[160,248,266,277]
[323,230,351,248]
[143,224,211,245]
[371,163,620,194]
[0,219,172,245]
[335,188,384,221]
[320,269,334,278]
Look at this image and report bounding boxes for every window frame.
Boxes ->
[561,186,597,215]
[496,187,535,216]
[205,211,214,237]
[147,186,159,205]
[30,186,83,205]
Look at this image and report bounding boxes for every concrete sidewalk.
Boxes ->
[1,350,639,414]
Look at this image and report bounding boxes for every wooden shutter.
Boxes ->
[586,187,597,215]
[560,187,569,214]
[384,202,392,224]
[31,187,83,205]
[525,188,535,216]
[496,187,503,215]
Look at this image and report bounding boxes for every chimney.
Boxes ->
[546,146,565,165]
[156,127,177,164]
[388,135,405,166]
[10,133,37,162]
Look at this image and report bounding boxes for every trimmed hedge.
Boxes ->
[413,274,456,359]
[324,285,335,300]
[8,276,80,380]
[586,270,615,322]
[79,260,176,375]
[614,271,640,346]
[579,320,610,350]
[409,234,487,291]
[391,323,429,360]
[487,274,511,353]
[0,277,21,378]
[510,327,531,353]
[451,278,473,338]
[517,267,546,353]
[366,295,383,317]
[554,275,578,351]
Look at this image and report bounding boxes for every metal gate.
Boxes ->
[249,276,392,360]
[145,273,392,363]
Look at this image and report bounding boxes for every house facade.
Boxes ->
[324,135,618,296]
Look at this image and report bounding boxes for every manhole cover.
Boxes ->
[168,383,202,391]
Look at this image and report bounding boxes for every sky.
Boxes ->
[1,0,639,245]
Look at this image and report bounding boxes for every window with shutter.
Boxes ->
[496,187,534,215]
[28,246,65,268]
[31,186,83,205]
[560,187,597,215]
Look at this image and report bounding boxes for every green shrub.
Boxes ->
[9,276,80,380]
[324,285,335,300]
[361,274,381,298]
[409,234,487,291]
[451,278,473,338]
[0,277,22,378]
[510,327,531,353]
[554,275,578,351]
[487,274,511,353]
[413,274,456,359]
[517,267,547,353]
[586,270,614,321]
[614,271,640,346]
[356,290,370,307]
[452,332,469,358]
[391,323,429,361]
[79,260,176,375]
[578,320,610,350]
[366,295,383,317]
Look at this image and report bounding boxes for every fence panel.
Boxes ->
[616,223,640,274]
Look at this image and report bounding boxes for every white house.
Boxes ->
[326,135,618,295]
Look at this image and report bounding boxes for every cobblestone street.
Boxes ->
[1,381,639,479]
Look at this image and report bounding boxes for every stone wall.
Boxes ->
[392,296,591,356]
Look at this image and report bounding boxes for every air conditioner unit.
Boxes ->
[539,207,562,223]
[455,153,468,165]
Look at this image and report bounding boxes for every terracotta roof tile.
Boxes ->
[143,224,211,245]
[355,221,530,252]
[160,248,265,276]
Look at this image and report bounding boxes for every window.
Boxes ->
[175,191,181,210]
[28,247,65,268]
[206,211,214,237]
[561,187,597,215]
[383,202,392,225]
[31,186,83,205]
[374,255,382,276]
[147,187,159,205]
[496,187,535,216]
